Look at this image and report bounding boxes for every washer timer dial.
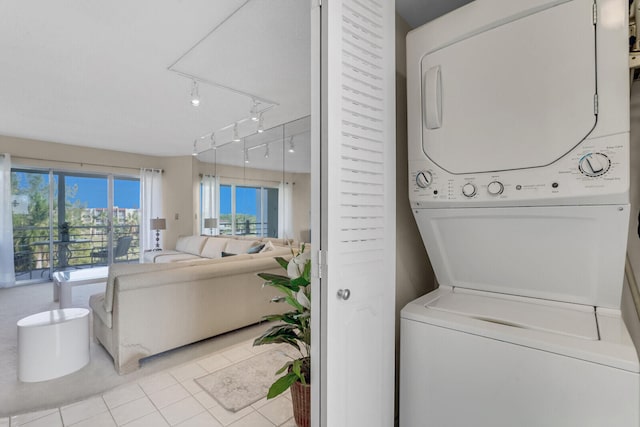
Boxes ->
[579,153,611,177]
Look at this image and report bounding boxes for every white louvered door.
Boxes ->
[314,0,395,425]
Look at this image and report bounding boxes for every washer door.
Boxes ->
[421,0,596,174]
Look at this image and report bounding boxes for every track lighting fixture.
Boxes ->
[233,123,241,142]
[257,113,264,133]
[264,145,270,159]
[210,133,216,149]
[244,149,250,164]
[190,80,200,107]
[192,140,198,156]
[288,136,295,153]
[250,99,259,121]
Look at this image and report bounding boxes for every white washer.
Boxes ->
[401,0,639,425]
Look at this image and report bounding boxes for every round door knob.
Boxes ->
[579,153,610,177]
[337,289,351,300]
[462,183,476,198]
[487,181,504,195]
[416,171,433,188]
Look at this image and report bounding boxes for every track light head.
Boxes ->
[257,113,264,133]
[250,99,259,121]
[190,80,200,107]
[233,123,241,142]
[192,140,198,156]
[244,149,250,164]
[288,136,295,153]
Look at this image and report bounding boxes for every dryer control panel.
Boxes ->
[409,133,629,208]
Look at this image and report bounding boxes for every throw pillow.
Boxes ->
[259,240,276,253]
[247,243,265,254]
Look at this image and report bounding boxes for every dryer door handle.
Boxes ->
[423,65,442,129]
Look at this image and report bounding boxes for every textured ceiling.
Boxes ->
[0,0,310,157]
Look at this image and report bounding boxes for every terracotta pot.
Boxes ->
[290,380,310,427]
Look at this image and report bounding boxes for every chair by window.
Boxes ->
[91,236,132,266]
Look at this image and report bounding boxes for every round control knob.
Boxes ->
[487,181,504,195]
[462,183,476,198]
[416,171,432,188]
[579,153,611,177]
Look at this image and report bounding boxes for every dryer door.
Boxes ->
[421,0,596,174]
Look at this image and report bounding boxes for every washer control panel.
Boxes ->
[410,134,628,207]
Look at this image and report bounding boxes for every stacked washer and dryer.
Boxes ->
[400,0,640,425]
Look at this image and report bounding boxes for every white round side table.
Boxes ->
[17,308,90,382]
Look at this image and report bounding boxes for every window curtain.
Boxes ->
[0,154,15,287]
[140,169,163,256]
[201,174,218,236]
[278,181,294,241]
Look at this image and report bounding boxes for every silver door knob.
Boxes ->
[337,289,351,300]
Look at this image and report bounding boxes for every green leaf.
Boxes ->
[275,361,293,375]
[274,256,289,270]
[267,373,298,399]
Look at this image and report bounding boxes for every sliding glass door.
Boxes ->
[11,168,140,282]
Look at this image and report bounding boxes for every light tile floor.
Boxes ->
[4,340,296,427]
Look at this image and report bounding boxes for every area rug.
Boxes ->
[195,348,294,412]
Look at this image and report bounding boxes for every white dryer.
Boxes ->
[401,0,640,426]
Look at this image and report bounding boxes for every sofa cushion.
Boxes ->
[200,237,230,259]
[105,263,182,313]
[175,235,208,256]
[224,239,260,254]
[90,292,112,329]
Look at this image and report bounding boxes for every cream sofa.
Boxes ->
[143,235,295,264]
[89,236,295,374]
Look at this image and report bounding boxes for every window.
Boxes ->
[218,184,279,237]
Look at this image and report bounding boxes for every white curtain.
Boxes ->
[0,154,15,287]
[278,181,294,240]
[140,169,163,255]
[201,174,218,236]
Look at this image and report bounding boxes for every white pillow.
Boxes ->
[175,235,208,255]
[259,240,276,253]
[200,238,230,259]
[225,239,260,254]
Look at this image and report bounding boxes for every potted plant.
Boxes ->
[253,244,311,427]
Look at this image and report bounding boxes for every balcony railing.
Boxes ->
[13,224,140,281]
[217,220,275,237]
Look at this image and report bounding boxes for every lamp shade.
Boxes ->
[204,218,218,228]
[150,218,166,230]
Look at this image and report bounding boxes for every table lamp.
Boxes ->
[204,218,218,235]
[150,217,166,251]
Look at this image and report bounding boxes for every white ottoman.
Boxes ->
[17,308,90,382]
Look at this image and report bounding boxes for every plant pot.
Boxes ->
[290,380,310,427]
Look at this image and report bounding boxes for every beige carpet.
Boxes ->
[0,281,268,417]
[195,348,294,412]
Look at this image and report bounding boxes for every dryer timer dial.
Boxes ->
[416,171,433,188]
[579,153,611,177]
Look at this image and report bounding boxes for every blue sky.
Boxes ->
[15,172,258,215]
[65,177,140,209]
